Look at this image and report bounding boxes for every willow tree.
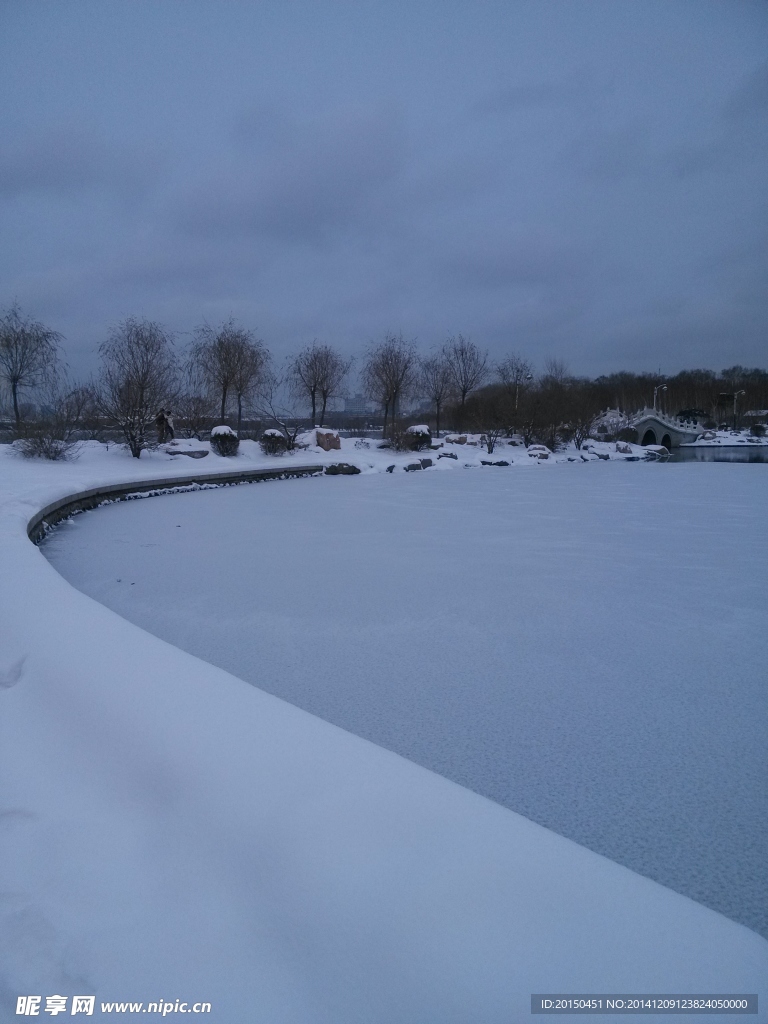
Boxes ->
[96,318,178,458]
[0,303,62,426]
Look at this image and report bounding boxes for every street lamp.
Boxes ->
[653,384,667,412]
[515,373,534,413]
[734,390,746,429]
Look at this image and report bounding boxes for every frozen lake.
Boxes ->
[43,461,768,936]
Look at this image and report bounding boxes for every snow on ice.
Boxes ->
[1,437,766,1023]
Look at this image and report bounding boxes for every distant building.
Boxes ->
[344,393,374,414]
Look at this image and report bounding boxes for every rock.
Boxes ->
[596,452,610,460]
[438,452,457,460]
[615,441,633,454]
[324,463,360,475]
[377,441,392,449]
[316,429,341,451]
[404,462,423,471]
[481,460,509,466]
[168,450,209,458]
[419,458,433,468]
[446,435,467,444]
[386,464,395,473]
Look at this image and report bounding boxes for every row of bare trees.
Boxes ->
[3,302,767,458]
[361,333,502,438]
[0,308,359,458]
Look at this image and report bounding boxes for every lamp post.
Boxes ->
[513,373,533,436]
[734,390,746,430]
[653,384,667,412]
[515,373,533,414]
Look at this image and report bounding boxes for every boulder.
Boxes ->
[168,450,209,459]
[324,463,360,475]
[316,429,341,451]
[615,441,633,454]
[386,464,395,473]
[481,459,509,467]
[404,462,423,471]
[446,435,467,445]
[419,458,433,469]
[438,452,458,460]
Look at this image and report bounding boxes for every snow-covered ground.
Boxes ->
[682,427,768,446]
[1,439,767,1022]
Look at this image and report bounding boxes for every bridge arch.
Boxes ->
[641,428,657,446]
[661,434,672,449]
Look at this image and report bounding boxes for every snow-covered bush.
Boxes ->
[210,425,239,457]
[259,428,288,455]
[394,424,431,452]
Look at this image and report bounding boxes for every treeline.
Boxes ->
[0,304,766,459]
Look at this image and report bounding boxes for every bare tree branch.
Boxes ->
[96,318,178,458]
[0,303,62,426]
[443,335,488,429]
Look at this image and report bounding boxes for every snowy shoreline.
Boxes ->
[1,440,766,1023]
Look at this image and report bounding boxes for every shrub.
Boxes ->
[210,425,240,456]
[393,424,431,451]
[617,427,639,444]
[14,382,90,460]
[750,423,766,437]
[15,430,80,461]
[259,428,287,455]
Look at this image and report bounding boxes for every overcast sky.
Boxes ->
[1,0,766,381]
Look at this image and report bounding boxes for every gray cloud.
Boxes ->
[0,127,162,200]
[0,0,766,380]
[174,105,407,243]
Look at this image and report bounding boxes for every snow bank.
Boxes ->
[1,441,765,1022]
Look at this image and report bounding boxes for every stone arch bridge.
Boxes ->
[630,409,701,448]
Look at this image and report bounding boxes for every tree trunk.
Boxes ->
[237,394,242,436]
[391,394,397,440]
[435,400,441,438]
[311,391,317,426]
[11,381,20,426]
[220,386,228,423]
[320,395,327,427]
[382,400,389,440]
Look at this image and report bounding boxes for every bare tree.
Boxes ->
[0,303,62,426]
[467,386,510,454]
[535,360,572,450]
[443,334,489,429]
[96,318,178,458]
[288,341,353,426]
[176,356,215,440]
[231,335,269,435]
[496,353,533,433]
[419,353,453,437]
[192,319,260,425]
[256,369,303,450]
[15,376,92,460]
[362,332,418,440]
